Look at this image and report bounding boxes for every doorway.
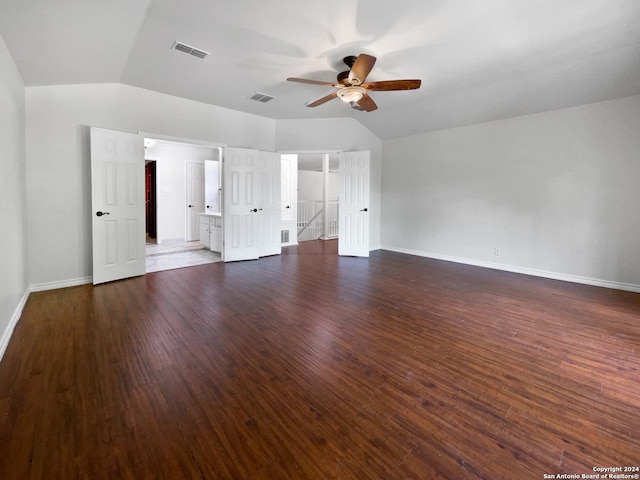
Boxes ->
[296,153,340,243]
[145,161,157,240]
[281,150,371,257]
[143,137,222,272]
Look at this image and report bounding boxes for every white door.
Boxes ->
[90,127,145,284]
[280,154,298,246]
[204,159,220,213]
[258,151,282,257]
[338,151,370,257]
[186,162,204,241]
[223,147,260,262]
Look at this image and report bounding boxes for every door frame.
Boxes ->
[279,149,371,256]
[140,132,225,247]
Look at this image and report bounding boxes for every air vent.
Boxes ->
[249,92,275,103]
[171,41,210,59]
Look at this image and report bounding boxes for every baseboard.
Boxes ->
[30,276,93,293]
[0,288,30,363]
[380,245,640,294]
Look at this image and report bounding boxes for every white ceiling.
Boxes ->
[1,0,639,139]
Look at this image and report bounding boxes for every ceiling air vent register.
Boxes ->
[249,92,275,103]
[171,41,210,59]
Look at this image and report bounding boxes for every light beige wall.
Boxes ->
[382,95,640,290]
[0,34,28,358]
[26,83,276,287]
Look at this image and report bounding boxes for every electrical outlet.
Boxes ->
[494,247,501,256]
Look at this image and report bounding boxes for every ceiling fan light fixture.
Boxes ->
[338,86,366,103]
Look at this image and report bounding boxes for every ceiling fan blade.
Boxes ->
[287,77,339,87]
[348,54,376,85]
[357,93,378,112]
[307,92,338,107]
[363,79,422,91]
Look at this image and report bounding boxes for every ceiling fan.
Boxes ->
[287,54,421,112]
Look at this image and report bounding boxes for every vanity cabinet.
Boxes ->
[199,213,222,252]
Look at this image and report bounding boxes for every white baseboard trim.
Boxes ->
[380,245,640,294]
[0,288,30,363]
[30,276,93,293]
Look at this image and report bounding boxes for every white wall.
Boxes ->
[0,34,28,358]
[26,83,276,287]
[381,95,640,290]
[298,170,339,203]
[145,142,217,243]
[276,118,383,249]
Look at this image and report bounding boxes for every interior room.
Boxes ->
[0,1,639,478]
[143,138,222,272]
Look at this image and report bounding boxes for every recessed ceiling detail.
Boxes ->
[249,92,275,103]
[171,41,209,59]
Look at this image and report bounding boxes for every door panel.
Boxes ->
[223,148,260,261]
[204,158,220,213]
[258,151,281,257]
[91,127,145,284]
[186,162,204,241]
[338,151,370,257]
[280,154,298,246]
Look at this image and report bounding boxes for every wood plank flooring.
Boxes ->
[0,240,639,479]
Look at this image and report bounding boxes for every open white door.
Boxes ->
[223,148,260,262]
[280,154,298,246]
[186,161,204,241]
[258,151,282,257]
[90,127,145,284]
[338,151,370,257]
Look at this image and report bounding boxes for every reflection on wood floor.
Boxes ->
[1,243,638,478]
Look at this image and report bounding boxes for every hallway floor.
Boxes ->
[145,239,221,273]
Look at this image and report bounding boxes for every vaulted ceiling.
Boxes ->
[1,0,639,139]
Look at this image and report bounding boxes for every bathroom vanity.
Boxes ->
[199,213,222,252]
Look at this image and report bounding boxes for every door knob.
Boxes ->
[96,211,110,217]
[250,208,258,212]
[360,208,368,212]
[285,205,290,209]
[188,204,194,208]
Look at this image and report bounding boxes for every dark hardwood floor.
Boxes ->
[0,240,639,479]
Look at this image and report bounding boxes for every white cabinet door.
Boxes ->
[199,217,210,249]
[90,127,145,284]
[223,148,260,262]
[338,151,370,257]
[258,151,282,257]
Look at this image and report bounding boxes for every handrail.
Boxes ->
[297,208,324,237]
